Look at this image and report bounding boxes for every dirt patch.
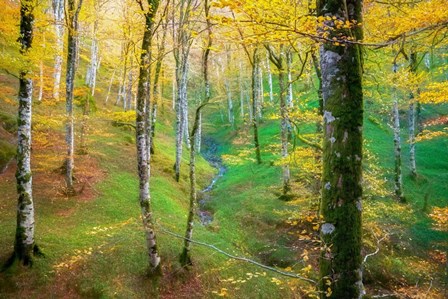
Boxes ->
[159,266,205,299]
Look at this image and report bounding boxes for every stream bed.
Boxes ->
[198,137,226,225]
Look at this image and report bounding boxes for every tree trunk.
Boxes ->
[136,3,161,274]
[393,98,405,202]
[180,0,211,262]
[105,70,115,104]
[180,108,201,266]
[13,0,37,266]
[251,49,262,164]
[52,0,64,100]
[85,18,99,97]
[173,0,193,182]
[286,50,293,108]
[256,61,263,119]
[278,63,290,195]
[65,0,83,194]
[266,55,274,103]
[38,60,44,102]
[409,101,417,178]
[225,79,234,126]
[318,0,365,297]
[408,52,417,178]
[239,63,245,118]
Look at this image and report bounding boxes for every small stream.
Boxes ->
[198,137,226,225]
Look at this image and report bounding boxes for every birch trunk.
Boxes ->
[105,70,115,104]
[393,98,404,202]
[150,16,169,155]
[65,0,83,193]
[136,2,161,274]
[180,0,211,262]
[85,19,99,97]
[125,57,133,111]
[225,79,234,126]
[180,106,202,266]
[408,52,417,178]
[266,55,274,103]
[251,49,262,164]
[256,62,263,119]
[318,0,364,296]
[278,65,290,195]
[52,0,64,100]
[266,44,291,195]
[13,0,37,265]
[239,63,245,118]
[38,60,44,102]
[409,100,417,178]
[173,0,193,182]
[286,50,294,108]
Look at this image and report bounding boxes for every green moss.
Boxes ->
[0,140,15,171]
[0,111,17,133]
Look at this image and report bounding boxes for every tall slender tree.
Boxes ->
[135,0,161,274]
[52,0,64,100]
[173,0,194,182]
[266,44,291,195]
[392,63,405,202]
[180,0,212,266]
[317,0,365,297]
[10,0,39,267]
[65,0,83,193]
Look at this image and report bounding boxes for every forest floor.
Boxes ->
[0,70,447,298]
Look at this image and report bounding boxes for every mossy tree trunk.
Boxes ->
[65,0,83,193]
[135,0,161,274]
[13,0,37,266]
[317,0,365,297]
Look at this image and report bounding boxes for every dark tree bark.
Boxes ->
[317,0,365,297]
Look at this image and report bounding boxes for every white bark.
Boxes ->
[17,77,35,255]
[393,98,404,200]
[266,55,274,102]
[409,101,417,177]
[225,79,234,126]
[286,50,293,108]
[38,60,43,102]
[52,0,64,100]
[105,70,115,104]
[86,19,99,97]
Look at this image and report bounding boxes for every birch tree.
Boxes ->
[9,0,39,267]
[318,0,365,297]
[266,44,291,195]
[149,8,170,155]
[65,0,83,193]
[392,63,405,202]
[172,0,194,182]
[52,0,64,100]
[135,0,161,274]
[180,0,212,266]
[408,51,418,178]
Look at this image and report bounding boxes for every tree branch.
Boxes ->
[156,224,317,284]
